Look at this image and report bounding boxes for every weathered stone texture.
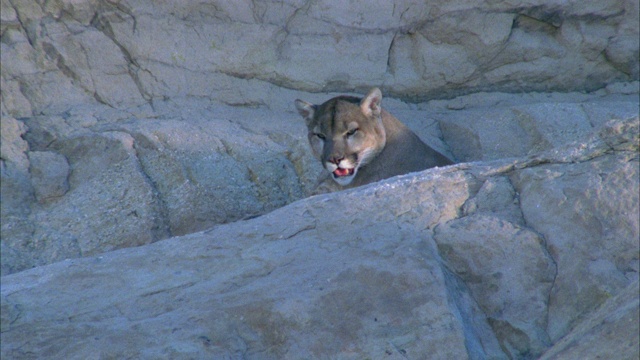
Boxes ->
[1,118,637,359]
[1,0,639,116]
[0,0,638,358]
[27,151,70,202]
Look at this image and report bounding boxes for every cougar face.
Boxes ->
[295,89,386,186]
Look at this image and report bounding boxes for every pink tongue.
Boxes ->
[333,168,352,177]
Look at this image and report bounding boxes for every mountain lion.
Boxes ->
[295,88,452,192]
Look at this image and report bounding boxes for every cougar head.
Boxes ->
[295,88,387,186]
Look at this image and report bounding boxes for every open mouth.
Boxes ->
[333,168,354,177]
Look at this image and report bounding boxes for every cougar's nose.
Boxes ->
[328,156,344,165]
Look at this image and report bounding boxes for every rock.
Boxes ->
[27,151,70,202]
[511,147,639,342]
[1,0,637,275]
[0,116,29,170]
[437,93,640,161]
[1,88,637,275]
[1,118,637,359]
[1,116,35,276]
[0,0,638,355]
[1,0,638,116]
[1,98,325,274]
[435,215,556,358]
[538,279,640,360]
[2,129,168,275]
[0,165,501,359]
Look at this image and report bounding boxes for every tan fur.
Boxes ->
[295,88,452,191]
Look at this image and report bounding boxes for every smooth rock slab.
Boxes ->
[0,167,505,359]
[512,151,639,342]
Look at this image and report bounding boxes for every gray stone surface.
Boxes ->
[1,0,638,116]
[28,151,70,202]
[1,0,638,275]
[437,93,640,161]
[435,215,556,358]
[511,146,639,342]
[538,279,640,360]
[1,118,637,359]
[2,90,637,276]
[1,1,639,358]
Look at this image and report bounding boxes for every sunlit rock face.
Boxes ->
[0,1,638,358]
[1,118,638,359]
[2,0,639,116]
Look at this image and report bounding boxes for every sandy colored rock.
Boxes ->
[1,165,504,359]
[1,90,638,276]
[0,116,29,170]
[438,98,639,161]
[1,0,638,276]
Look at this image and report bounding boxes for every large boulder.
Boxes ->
[1,99,322,275]
[1,118,637,359]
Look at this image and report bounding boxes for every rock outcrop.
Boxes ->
[2,0,639,275]
[1,0,639,358]
[1,0,638,116]
[2,89,638,276]
[1,118,638,359]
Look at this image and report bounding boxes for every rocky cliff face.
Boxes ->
[1,119,638,359]
[1,0,638,115]
[1,0,639,359]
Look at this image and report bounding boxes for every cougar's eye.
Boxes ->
[314,133,326,140]
[346,128,359,137]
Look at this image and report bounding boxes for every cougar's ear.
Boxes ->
[361,88,382,117]
[294,99,316,121]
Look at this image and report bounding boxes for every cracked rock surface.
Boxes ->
[2,90,638,276]
[1,118,638,359]
[1,0,638,116]
[1,0,639,358]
